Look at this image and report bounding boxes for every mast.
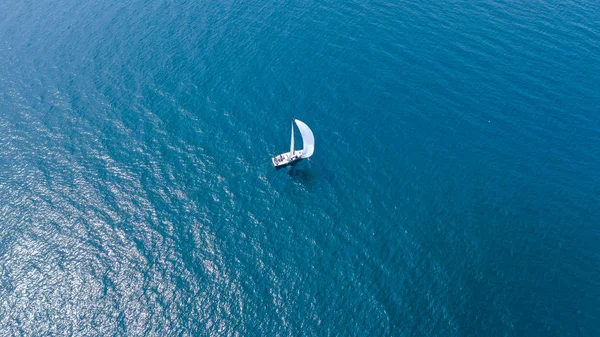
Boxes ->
[290,119,295,155]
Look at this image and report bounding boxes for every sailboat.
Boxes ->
[272,119,315,167]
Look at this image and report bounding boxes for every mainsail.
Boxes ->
[294,119,314,158]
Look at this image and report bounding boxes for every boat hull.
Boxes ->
[272,150,303,167]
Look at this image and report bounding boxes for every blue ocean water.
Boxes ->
[1,0,599,335]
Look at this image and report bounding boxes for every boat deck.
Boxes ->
[272,150,303,167]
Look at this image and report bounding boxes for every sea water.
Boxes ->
[1,0,599,335]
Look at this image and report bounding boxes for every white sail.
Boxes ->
[294,119,314,158]
[290,120,295,154]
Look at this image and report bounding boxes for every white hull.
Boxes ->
[272,150,303,167]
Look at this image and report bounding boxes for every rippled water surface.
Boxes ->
[1,0,599,335]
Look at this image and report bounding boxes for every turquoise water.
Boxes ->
[1,0,599,335]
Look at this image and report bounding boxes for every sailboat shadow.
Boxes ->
[287,161,320,186]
